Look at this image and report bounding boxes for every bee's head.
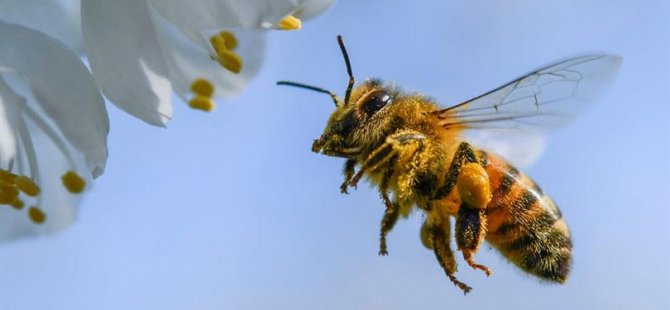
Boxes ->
[312,80,397,157]
[278,36,398,158]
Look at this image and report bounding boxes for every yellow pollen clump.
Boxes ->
[218,50,243,74]
[210,35,229,55]
[14,175,40,197]
[457,163,492,209]
[0,184,18,204]
[209,31,243,74]
[0,169,15,184]
[28,207,46,224]
[278,15,302,30]
[11,199,24,210]
[218,31,237,50]
[189,95,216,112]
[61,171,85,193]
[191,78,215,97]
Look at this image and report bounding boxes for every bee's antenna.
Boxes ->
[276,81,341,107]
[337,35,355,106]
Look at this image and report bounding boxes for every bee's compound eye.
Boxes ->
[361,90,392,117]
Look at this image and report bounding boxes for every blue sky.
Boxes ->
[1,1,668,309]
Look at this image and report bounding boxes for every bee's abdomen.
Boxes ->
[478,150,572,283]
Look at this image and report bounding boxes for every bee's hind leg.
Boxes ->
[433,142,493,276]
[455,207,492,276]
[423,219,472,294]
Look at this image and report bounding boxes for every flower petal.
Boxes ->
[0,81,20,167]
[0,0,83,52]
[82,0,173,127]
[0,21,109,177]
[150,11,266,101]
[147,0,306,48]
[296,0,335,21]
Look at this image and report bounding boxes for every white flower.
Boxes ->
[0,21,109,241]
[82,0,334,126]
[0,0,83,52]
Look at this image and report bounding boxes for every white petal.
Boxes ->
[0,0,83,52]
[151,11,266,101]
[296,0,335,21]
[82,0,173,127]
[147,0,306,48]
[0,78,21,166]
[0,21,109,177]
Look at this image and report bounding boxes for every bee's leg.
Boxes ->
[379,202,400,256]
[378,162,396,211]
[345,131,426,199]
[455,207,491,276]
[340,158,357,194]
[433,142,492,276]
[425,219,472,294]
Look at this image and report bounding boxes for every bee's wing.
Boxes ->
[465,130,547,169]
[433,54,622,131]
[432,54,622,167]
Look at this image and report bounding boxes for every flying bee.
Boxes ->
[278,36,621,294]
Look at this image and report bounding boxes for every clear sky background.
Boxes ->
[1,1,668,309]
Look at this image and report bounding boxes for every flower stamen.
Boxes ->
[217,49,243,74]
[0,183,19,204]
[191,78,214,97]
[14,175,40,197]
[28,207,46,224]
[218,31,238,50]
[277,15,302,31]
[188,95,216,112]
[11,199,24,210]
[62,171,85,193]
[209,31,243,74]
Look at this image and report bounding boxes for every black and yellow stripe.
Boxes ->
[481,151,572,283]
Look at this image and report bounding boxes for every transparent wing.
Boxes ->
[433,54,622,131]
[464,130,547,169]
[433,54,622,167]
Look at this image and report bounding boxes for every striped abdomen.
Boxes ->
[478,150,572,283]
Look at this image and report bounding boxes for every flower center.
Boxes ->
[210,31,243,74]
[1,168,86,224]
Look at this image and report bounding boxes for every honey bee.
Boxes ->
[278,36,621,294]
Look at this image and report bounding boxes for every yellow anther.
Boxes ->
[11,199,24,210]
[28,207,46,224]
[217,49,243,74]
[188,95,216,112]
[0,170,15,184]
[191,78,215,97]
[62,171,85,194]
[14,175,40,197]
[278,15,302,30]
[0,184,18,204]
[210,35,229,55]
[457,163,492,209]
[218,31,238,50]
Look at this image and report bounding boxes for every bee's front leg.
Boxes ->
[340,158,357,194]
[378,201,399,256]
[343,131,426,197]
[434,142,493,276]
